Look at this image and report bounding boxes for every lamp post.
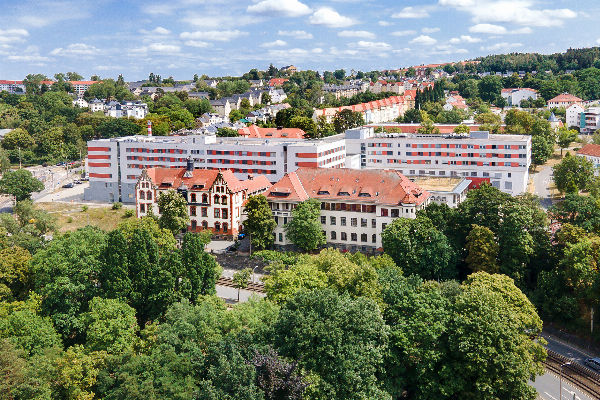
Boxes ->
[252,265,259,286]
[560,362,571,400]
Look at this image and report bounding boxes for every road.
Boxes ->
[530,372,592,400]
[542,333,597,370]
[533,165,554,209]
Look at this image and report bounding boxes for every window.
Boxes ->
[351,218,357,227]
[191,193,196,202]
[341,232,347,241]
[191,220,197,229]
[223,223,228,232]
[321,216,326,224]
[341,217,347,226]
[190,206,196,216]
[381,208,388,217]
[372,219,376,228]
[351,233,357,241]
[202,220,208,229]
[361,218,367,227]
[222,195,227,205]
[214,195,220,204]
[201,207,207,217]
[214,222,220,232]
[361,233,367,242]
[279,233,283,242]
[331,231,336,240]
[330,216,336,225]
[508,173,512,177]
[372,234,377,243]
[139,191,145,199]
[382,223,387,231]
[391,209,399,218]
[505,181,512,190]
[202,194,208,203]
[140,204,145,213]
[214,209,220,218]
[471,172,477,177]
[222,209,228,219]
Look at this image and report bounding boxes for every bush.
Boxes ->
[66,217,73,223]
[112,202,123,210]
[124,209,134,218]
[82,205,89,212]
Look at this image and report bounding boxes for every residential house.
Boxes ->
[547,93,584,108]
[566,103,585,128]
[500,88,538,106]
[269,78,289,87]
[210,99,233,117]
[89,98,105,113]
[280,65,297,74]
[72,98,89,108]
[268,88,287,103]
[577,144,600,170]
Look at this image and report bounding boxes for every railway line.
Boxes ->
[216,276,265,293]
[543,349,600,399]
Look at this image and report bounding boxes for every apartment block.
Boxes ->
[84,134,347,203]
[344,127,531,195]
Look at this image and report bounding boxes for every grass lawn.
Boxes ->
[36,202,134,232]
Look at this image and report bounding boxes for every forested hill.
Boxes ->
[473,46,600,73]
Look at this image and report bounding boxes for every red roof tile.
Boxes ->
[577,144,600,157]
[238,125,305,139]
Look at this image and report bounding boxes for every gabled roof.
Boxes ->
[238,125,305,139]
[548,93,583,103]
[264,167,430,206]
[577,144,600,158]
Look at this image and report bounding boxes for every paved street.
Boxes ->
[542,333,597,369]
[530,372,592,400]
[532,165,554,209]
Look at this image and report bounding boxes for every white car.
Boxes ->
[584,358,600,371]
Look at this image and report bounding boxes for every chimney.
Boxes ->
[147,120,152,136]
[184,156,194,177]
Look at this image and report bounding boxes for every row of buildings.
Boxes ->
[84,126,531,205]
[312,94,415,124]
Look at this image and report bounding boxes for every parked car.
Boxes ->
[74,180,82,184]
[237,233,246,240]
[62,183,74,188]
[585,358,600,371]
[56,162,66,166]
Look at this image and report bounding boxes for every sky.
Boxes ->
[1,0,599,82]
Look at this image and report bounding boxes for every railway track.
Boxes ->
[543,349,600,399]
[216,276,265,293]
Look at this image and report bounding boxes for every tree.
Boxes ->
[1,128,35,150]
[247,348,310,400]
[557,127,578,157]
[181,232,221,300]
[289,116,317,138]
[417,118,440,134]
[478,75,503,102]
[333,69,346,80]
[453,124,470,134]
[552,153,594,194]
[332,109,364,134]
[244,195,276,250]
[548,194,600,233]
[229,109,244,123]
[381,216,457,280]
[531,136,553,169]
[83,297,138,354]
[402,108,422,123]
[0,245,32,301]
[216,127,239,137]
[157,189,190,235]
[284,198,326,251]
[232,268,251,302]
[271,289,389,400]
[465,224,499,273]
[405,67,416,77]
[0,169,44,201]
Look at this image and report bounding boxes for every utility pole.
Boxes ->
[18,146,21,169]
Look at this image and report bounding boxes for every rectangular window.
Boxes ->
[351,233,357,241]
[321,216,326,224]
[190,206,197,216]
[214,209,220,218]
[381,208,389,217]
[331,231,336,240]
[382,223,387,231]
[330,216,336,225]
[201,207,207,217]
[351,218,357,227]
[360,218,366,227]
[361,233,367,242]
[505,181,513,190]
[222,209,228,219]
[341,217,347,226]
[391,209,399,218]
[372,234,377,243]
[341,232,347,241]
[372,219,376,228]
[279,233,283,242]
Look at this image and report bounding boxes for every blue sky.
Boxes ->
[1,0,599,81]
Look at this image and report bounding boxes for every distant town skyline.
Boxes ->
[1,0,598,81]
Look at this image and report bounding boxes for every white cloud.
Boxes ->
[392,7,430,18]
[432,45,469,54]
[181,30,249,41]
[260,40,287,47]
[247,0,312,17]
[0,28,29,37]
[438,0,576,27]
[409,35,437,45]
[351,41,391,49]
[469,23,507,34]
[309,8,357,28]
[422,27,440,33]
[184,40,212,48]
[95,65,125,71]
[0,28,29,44]
[278,30,314,39]
[7,54,50,62]
[378,21,393,26]
[139,26,171,35]
[597,38,600,45]
[390,30,417,36]
[338,31,376,39]
[50,43,100,56]
[181,13,261,29]
[312,47,323,53]
[479,42,523,52]
[512,27,533,34]
[148,43,181,53]
[448,35,482,43]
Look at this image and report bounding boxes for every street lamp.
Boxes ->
[252,265,259,286]
[560,362,571,400]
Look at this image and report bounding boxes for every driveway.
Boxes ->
[532,165,554,210]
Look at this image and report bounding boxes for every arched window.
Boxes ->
[214,222,221,232]
[214,195,220,204]
[222,222,228,233]
[221,195,227,205]
[202,220,208,229]
[147,191,152,200]
[202,194,208,203]
[191,193,196,202]
[139,191,145,199]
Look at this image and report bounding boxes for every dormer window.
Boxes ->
[214,195,220,204]
[337,192,350,196]
[358,193,371,197]
[317,191,329,195]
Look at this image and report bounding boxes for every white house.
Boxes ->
[566,103,584,128]
[500,88,538,106]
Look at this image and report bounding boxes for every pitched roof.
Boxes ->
[264,167,430,206]
[577,144,600,158]
[548,93,583,103]
[238,125,305,139]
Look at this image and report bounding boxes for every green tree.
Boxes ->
[478,75,503,102]
[531,136,553,169]
[216,127,239,137]
[157,189,190,235]
[244,195,276,250]
[232,268,251,302]
[289,116,318,138]
[381,216,457,280]
[402,108,422,123]
[83,297,138,354]
[557,127,578,157]
[0,169,44,201]
[548,194,600,233]
[0,245,32,301]
[181,232,221,300]
[229,109,244,123]
[284,198,326,251]
[271,289,389,400]
[465,224,499,273]
[552,153,594,194]
[0,128,35,150]
[417,118,441,134]
[453,124,470,134]
[405,67,416,77]
[332,109,364,134]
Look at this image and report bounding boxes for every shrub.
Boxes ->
[66,217,73,223]
[124,209,134,218]
[82,205,89,212]
[112,202,123,210]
